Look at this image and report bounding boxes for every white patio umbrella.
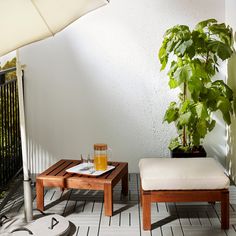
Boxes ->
[0,0,109,223]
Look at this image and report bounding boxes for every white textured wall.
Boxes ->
[225,0,236,182]
[20,0,225,173]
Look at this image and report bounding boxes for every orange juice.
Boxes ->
[94,155,107,171]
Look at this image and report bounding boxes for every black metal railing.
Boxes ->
[0,67,22,189]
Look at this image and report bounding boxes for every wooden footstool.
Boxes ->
[139,158,230,230]
[36,159,128,216]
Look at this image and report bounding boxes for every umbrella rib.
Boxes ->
[30,0,55,36]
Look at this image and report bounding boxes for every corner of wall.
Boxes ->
[225,0,236,183]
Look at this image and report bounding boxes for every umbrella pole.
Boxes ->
[16,50,33,222]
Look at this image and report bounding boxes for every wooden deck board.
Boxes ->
[0,173,236,236]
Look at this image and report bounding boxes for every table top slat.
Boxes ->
[59,160,81,177]
[97,162,120,180]
[39,159,66,176]
[48,160,75,176]
[105,162,127,181]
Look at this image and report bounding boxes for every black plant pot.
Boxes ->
[171,146,207,158]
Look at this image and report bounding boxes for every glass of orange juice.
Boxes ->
[94,143,108,171]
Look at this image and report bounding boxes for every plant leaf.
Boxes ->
[212,80,234,101]
[209,23,233,45]
[163,102,179,123]
[208,40,233,60]
[192,131,201,147]
[168,138,180,151]
[196,120,208,137]
[217,96,232,125]
[195,102,208,119]
[188,76,203,101]
[178,111,191,125]
[175,39,193,56]
[208,120,216,131]
[173,65,192,85]
[158,45,168,70]
[195,18,217,30]
[180,100,190,113]
[168,77,178,89]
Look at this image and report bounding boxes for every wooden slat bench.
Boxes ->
[139,158,230,230]
[36,159,128,216]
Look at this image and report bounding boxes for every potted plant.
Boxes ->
[158,19,235,157]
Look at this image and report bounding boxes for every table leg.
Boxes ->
[121,172,128,196]
[36,179,44,211]
[104,183,113,216]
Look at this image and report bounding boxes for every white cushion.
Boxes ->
[139,158,229,191]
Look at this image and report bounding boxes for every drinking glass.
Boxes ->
[80,154,90,170]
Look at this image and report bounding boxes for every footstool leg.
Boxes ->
[121,172,128,196]
[104,183,113,216]
[143,191,151,230]
[140,183,143,207]
[36,179,44,211]
[221,190,229,229]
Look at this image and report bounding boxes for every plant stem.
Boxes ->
[205,32,210,68]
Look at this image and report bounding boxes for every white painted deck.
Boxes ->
[0,173,236,236]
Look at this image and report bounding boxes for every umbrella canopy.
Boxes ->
[0,0,109,222]
[0,0,108,57]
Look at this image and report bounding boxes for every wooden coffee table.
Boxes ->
[36,159,128,216]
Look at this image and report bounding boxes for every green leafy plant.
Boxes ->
[159,19,235,152]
